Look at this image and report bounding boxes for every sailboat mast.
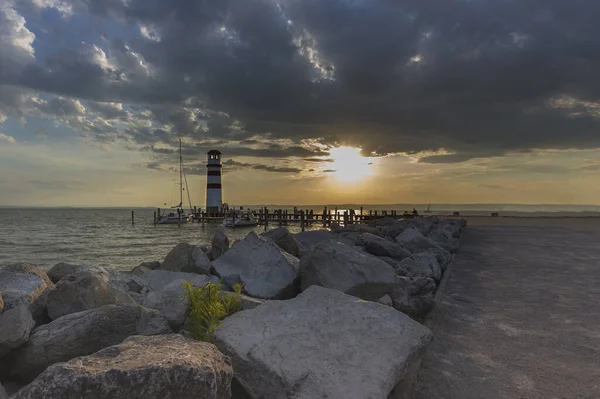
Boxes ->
[179,138,183,208]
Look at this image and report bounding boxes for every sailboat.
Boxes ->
[424,203,432,213]
[156,139,193,225]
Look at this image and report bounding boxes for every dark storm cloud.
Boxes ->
[6,0,600,162]
[143,144,327,159]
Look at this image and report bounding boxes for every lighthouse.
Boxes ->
[206,150,223,216]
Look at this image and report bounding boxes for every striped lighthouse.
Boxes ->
[206,150,223,216]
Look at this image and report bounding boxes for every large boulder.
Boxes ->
[46,268,134,320]
[2,264,54,289]
[0,270,50,324]
[129,261,161,275]
[385,253,442,282]
[300,240,397,301]
[7,304,172,383]
[0,304,35,357]
[12,334,233,399]
[46,262,82,284]
[261,227,300,257]
[211,227,230,260]
[360,232,412,260]
[0,382,7,399]
[214,286,432,399]
[390,277,437,319]
[161,243,211,275]
[424,247,453,270]
[294,230,333,257]
[395,228,444,254]
[212,232,300,299]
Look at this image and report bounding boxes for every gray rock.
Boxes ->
[47,268,134,320]
[2,264,54,289]
[390,277,436,319]
[423,247,453,270]
[12,334,232,399]
[7,304,172,383]
[294,230,333,257]
[261,227,300,257]
[0,382,7,399]
[130,261,161,275]
[161,243,212,275]
[299,240,397,301]
[0,271,49,322]
[388,253,442,282]
[133,268,220,291]
[214,286,432,399]
[213,232,300,299]
[211,227,230,261]
[427,226,460,253]
[378,294,393,307]
[360,232,412,260]
[0,304,35,357]
[395,228,444,254]
[47,262,82,284]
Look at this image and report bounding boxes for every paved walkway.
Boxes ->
[415,225,600,399]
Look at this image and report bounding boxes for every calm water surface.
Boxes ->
[0,208,319,271]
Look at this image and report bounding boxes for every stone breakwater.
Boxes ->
[0,216,466,399]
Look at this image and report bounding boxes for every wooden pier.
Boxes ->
[152,206,419,231]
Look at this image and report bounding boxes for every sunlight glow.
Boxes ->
[328,146,373,183]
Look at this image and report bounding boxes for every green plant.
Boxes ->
[183,281,242,342]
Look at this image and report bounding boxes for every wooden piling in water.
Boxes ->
[131,210,135,226]
[153,211,156,226]
[300,210,305,232]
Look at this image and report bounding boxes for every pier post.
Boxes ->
[334,207,338,223]
[153,211,156,226]
[343,210,348,226]
[322,207,327,227]
[132,210,134,226]
[300,210,305,232]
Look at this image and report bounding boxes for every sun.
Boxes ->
[328,146,373,183]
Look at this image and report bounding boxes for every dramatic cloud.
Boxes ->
[3,0,600,168]
[223,159,302,173]
[0,132,17,144]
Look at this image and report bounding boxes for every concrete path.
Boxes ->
[415,225,600,399]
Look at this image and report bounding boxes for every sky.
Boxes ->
[2,0,600,207]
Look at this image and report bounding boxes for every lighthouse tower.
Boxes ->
[206,150,223,216]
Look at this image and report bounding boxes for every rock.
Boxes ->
[427,226,460,253]
[299,240,397,301]
[390,277,436,319]
[0,290,4,313]
[261,227,300,257]
[332,231,363,247]
[214,286,432,399]
[395,228,444,254]
[0,271,49,324]
[294,230,333,257]
[2,263,54,289]
[424,247,453,270]
[161,243,212,275]
[211,227,230,260]
[360,232,412,260]
[47,262,81,284]
[12,334,233,399]
[213,232,300,299]
[132,268,220,291]
[0,304,35,357]
[0,382,7,399]
[378,294,393,307]
[332,223,381,236]
[47,268,135,320]
[130,261,161,275]
[238,295,265,310]
[7,304,172,383]
[388,253,442,282]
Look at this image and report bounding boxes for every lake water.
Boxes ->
[0,208,317,271]
[1,205,599,271]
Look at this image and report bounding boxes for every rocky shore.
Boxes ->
[0,216,465,398]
